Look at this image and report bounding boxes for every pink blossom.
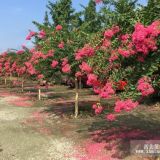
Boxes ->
[87,74,99,86]
[104,29,114,39]
[75,71,82,77]
[118,47,135,58]
[109,52,118,63]
[132,22,159,55]
[38,30,46,39]
[101,39,111,49]
[95,0,103,4]
[58,41,64,49]
[75,45,95,60]
[56,25,63,31]
[137,77,154,96]
[24,62,36,75]
[106,114,116,121]
[112,26,120,34]
[26,31,36,40]
[114,99,138,112]
[92,103,103,115]
[16,50,24,54]
[79,62,92,73]
[93,86,101,94]
[99,83,115,99]
[46,50,54,57]
[16,66,26,75]
[51,60,58,68]
[62,64,71,73]
[61,57,68,66]
[37,74,44,79]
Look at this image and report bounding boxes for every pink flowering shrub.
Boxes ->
[74,21,160,121]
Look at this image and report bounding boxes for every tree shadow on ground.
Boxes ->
[87,107,160,159]
[42,101,97,117]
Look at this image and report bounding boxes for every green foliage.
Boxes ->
[83,0,101,33]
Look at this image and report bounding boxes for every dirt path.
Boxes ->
[0,93,78,160]
[0,88,157,160]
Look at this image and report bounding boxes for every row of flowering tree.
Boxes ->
[0,17,160,120]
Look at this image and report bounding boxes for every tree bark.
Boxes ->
[79,77,82,89]
[4,77,7,85]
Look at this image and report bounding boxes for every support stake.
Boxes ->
[75,77,79,118]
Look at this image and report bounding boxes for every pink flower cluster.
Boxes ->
[58,41,64,49]
[75,71,82,77]
[38,30,46,39]
[95,0,103,4]
[51,60,58,68]
[92,103,103,115]
[4,61,10,72]
[132,21,160,55]
[62,64,71,73]
[37,74,44,79]
[75,45,95,60]
[87,74,99,86]
[105,114,116,121]
[101,39,111,50]
[16,66,26,76]
[137,77,155,96]
[56,25,63,31]
[30,51,47,62]
[104,26,120,39]
[109,50,119,62]
[25,62,36,75]
[16,50,24,55]
[79,62,92,73]
[99,83,115,99]
[114,99,138,113]
[26,31,36,40]
[11,62,17,72]
[61,58,71,73]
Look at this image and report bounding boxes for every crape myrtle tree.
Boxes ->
[76,19,160,121]
[30,0,102,117]
[27,22,91,117]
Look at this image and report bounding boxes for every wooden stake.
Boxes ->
[75,77,79,118]
[38,88,41,100]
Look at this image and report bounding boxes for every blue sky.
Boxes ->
[0,0,147,52]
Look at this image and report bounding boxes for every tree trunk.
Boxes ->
[4,77,7,85]
[79,77,82,89]
[75,77,79,118]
